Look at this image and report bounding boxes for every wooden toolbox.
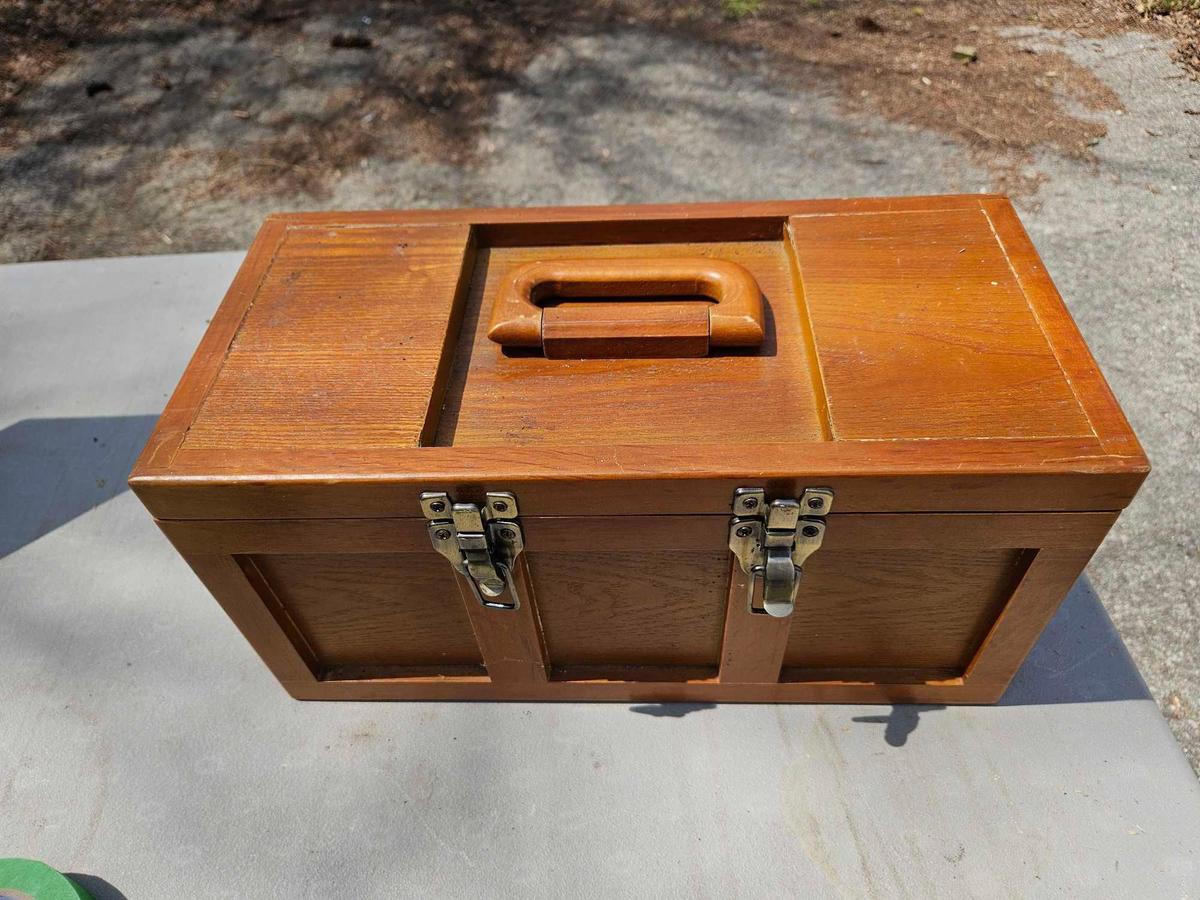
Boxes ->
[129,196,1148,703]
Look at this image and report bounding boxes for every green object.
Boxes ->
[0,860,92,900]
[721,0,762,20]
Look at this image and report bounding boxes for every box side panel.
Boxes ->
[529,549,729,670]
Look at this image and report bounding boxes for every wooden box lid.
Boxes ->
[130,196,1147,520]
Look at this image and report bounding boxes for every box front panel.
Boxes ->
[162,510,1113,701]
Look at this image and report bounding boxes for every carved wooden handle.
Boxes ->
[487,257,765,358]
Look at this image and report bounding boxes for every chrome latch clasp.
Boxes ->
[728,486,832,618]
[420,491,524,610]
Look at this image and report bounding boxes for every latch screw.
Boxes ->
[435,528,452,540]
[736,525,753,538]
[430,500,447,513]
[741,497,759,510]
[807,497,824,510]
[499,528,516,540]
[802,525,819,537]
[493,500,509,512]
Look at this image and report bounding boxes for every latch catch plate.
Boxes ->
[728,486,833,618]
[421,491,524,610]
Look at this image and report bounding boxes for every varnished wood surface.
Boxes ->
[158,511,1116,698]
[133,217,288,473]
[540,301,711,359]
[249,552,482,668]
[131,196,1147,702]
[452,556,550,685]
[785,547,1029,671]
[178,551,319,688]
[529,549,730,667]
[979,198,1144,459]
[284,678,998,704]
[130,195,1147,519]
[487,256,765,355]
[156,512,1117,557]
[436,240,823,447]
[179,223,473,452]
[135,443,1145,520]
[718,568,791,684]
[788,208,1093,440]
[963,547,1099,693]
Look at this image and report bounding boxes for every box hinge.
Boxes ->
[420,491,525,610]
[728,486,833,618]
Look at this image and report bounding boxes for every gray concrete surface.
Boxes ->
[11,22,1194,770]
[2,248,1200,898]
[353,26,1198,769]
[1009,29,1200,769]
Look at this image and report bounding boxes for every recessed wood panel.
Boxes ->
[435,240,826,447]
[182,223,472,451]
[784,547,1031,671]
[529,550,730,667]
[789,208,1094,441]
[249,553,481,669]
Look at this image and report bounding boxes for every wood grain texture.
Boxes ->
[249,552,482,669]
[785,548,1030,670]
[271,194,990,238]
[134,445,1146,520]
[130,195,1146,519]
[788,208,1093,441]
[131,196,1147,702]
[176,551,318,688]
[435,240,825,447]
[281,675,997,703]
[541,301,711,360]
[131,216,287,473]
[453,555,550,684]
[962,547,1099,696]
[528,549,730,667]
[180,223,473,451]
[160,511,1113,700]
[718,566,791,684]
[156,513,1116,557]
[979,198,1144,459]
[487,256,765,356]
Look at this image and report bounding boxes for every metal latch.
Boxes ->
[728,486,833,618]
[420,491,525,610]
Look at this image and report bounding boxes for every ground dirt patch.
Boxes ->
[0,0,1190,260]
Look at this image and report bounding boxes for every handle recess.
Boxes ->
[487,257,766,359]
